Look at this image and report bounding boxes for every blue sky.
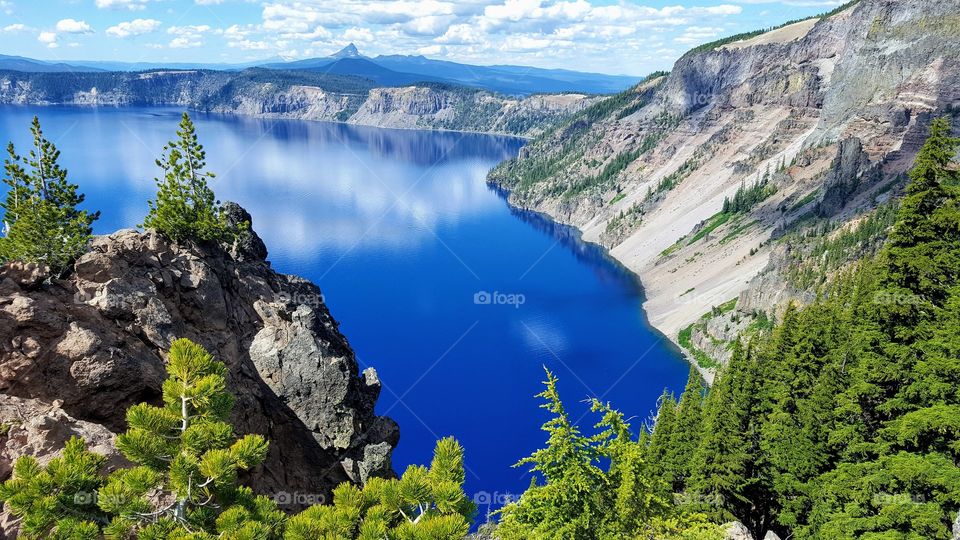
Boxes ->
[0,0,846,75]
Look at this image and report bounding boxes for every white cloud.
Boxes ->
[342,27,374,43]
[168,24,211,48]
[106,18,161,38]
[95,0,150,10]
[55,19,94,34]
[37,31,58,47]
[2,23,31,33]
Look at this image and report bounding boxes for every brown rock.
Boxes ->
[0,208,397,513]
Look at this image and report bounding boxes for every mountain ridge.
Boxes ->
[0,45,640,97]
[487,0,960,378]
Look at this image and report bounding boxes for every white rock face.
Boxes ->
[724,522,753,540]
[489,0,960,372]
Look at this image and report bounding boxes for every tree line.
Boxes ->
[644,117,960,539]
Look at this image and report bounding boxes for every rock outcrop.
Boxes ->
[0,207,398,514]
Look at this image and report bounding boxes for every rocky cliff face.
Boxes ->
[0,204,397,525]
[489,0,960,374]
[0,69,596,138]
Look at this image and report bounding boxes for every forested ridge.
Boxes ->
[645,117,960,539]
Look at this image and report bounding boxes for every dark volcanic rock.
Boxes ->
[0,206,398,511]
[818,137,874,217]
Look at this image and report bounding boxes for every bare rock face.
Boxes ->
[0,395,130,539]
[489,0,960,373]
[724,522,753,540]
[0,208,398,509]
[0,395,127,477]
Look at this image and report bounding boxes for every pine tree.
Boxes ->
[810,116,960,539]
[0,338,284,538]
[689,340,778,539]
[645,391,679,490]
[0,437,107,539]
[668,368,705,492]
[142,113,231,243]
[284,437,474,540]
[496,369,606,539]
[100,338,283,538]
[0,117,99,273]
[498,369,724,540]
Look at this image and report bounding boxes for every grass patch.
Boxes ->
[609,192,627,205]
[789,189,820,212]
[687,212,732,246]
[712,297,738,316]
[719,219,758,245]
[678,324,719,369]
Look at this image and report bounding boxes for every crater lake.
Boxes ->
[0,105,690,519]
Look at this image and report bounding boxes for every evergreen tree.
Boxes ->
[0,437,107,539]
[0,337,476,540]
[0,117,99,272]
[498,369,723,540]
[100,337,283,538]
[808,116,960,539]
[675,116,960,539]
[0,338,284,539]
[284,438,474,540]
[645,391,679,490]
[142,113,231,243]
[689,340,778,539]
[496,370,607,538]
[669,368,705,492]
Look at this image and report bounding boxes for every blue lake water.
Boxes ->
[0,106,689,516]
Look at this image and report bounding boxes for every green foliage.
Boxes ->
[0,337,474,540]
[496,369,724,540]
[677,324,719,369]
[0,338,283,539]
[106,337,282,538]
[722,176,776,215]
[0,437,108,539]
[0,116,99,273]
[783,202,898,289]
[142,113,232,243]
[285,438,473,540]
[672,117,960,539]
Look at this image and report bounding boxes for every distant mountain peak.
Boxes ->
[331,44,362,59]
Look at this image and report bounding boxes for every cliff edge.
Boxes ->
[0,203,398,529]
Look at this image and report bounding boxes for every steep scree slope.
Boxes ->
[489,0,960,376]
